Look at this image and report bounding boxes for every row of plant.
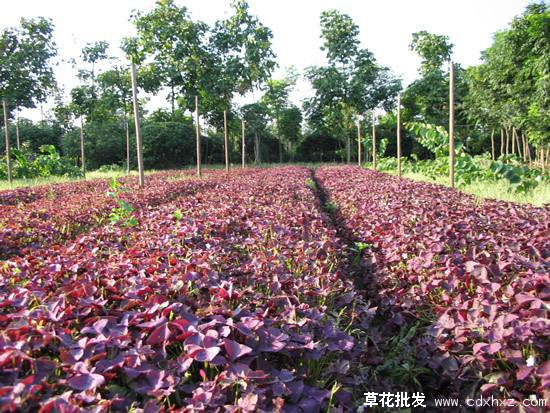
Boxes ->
[0,170,218,259]
[316,166,549,403]
[0,166,372,411]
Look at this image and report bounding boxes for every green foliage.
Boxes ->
[464,2,549,150]
[406,121,457,157]
[319,10,359,66]
[304,10,400,150]
[106,177,137,227]
[378,154,547,194]
[0,17,57,113]
[409,31,453,75]
[0,144,82,180]
[127,0,275,128]
[173,209,183,221]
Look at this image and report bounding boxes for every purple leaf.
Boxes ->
[224,339,253,361]
[67,373,105,391]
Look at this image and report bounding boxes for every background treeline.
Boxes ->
[1,1,548,175]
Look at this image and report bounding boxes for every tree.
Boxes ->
[464,2,549,162]
[304,10,400,162]
[76,41,110,121]
[241,102,270,164]
[401,30,473,158]
[409,31,453,76]
[0,17,57,116]
[127,0,275,134]
[0,17,57,181]
[278,106,302,160]
[126,0,208,116]
[96,65,134,171]
[261,68,298,161]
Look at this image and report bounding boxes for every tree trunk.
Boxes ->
[490,129,495,161]
[505,128,510,158]
[170,83,175,118]
[2,98,12,184]
[254,133,260,164]
[278,140,282,163]
[515,129,522,159]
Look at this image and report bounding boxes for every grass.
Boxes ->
[382,169,550,207]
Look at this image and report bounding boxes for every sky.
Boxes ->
[1,0,532,121]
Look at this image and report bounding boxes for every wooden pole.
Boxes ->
[125,117,130,174]
[527,135,532,167]
[397,94,401,177]
[15,115,20,150]
[195,95,201,178]
[522,133,527,162]
[500,128,504,158]
[80,115,85,176]
[130,62,145,187]
[241,120,245,169]
[449,61,455,189]
[223,110,229,172]
[490,129,495,161]
[357,121,361,167]
[2,98,11,185]
[511,127,516,155]
[372,111,376,171]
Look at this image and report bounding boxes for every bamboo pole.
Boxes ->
[241,120,245,169]
[522,133,527,162]
[397,94,401,178]
[372,111,376,171]
[500,129,504,158]
[527,136,532,167]
[125,117,130,174]
[511,127,516,156]
[449,61,455,189]
[130,62,145,187]
[194,95,201,178]
[80,115,85,176]
[223,110,229,172]
[15,115,20,150]
[2,98,11,185]
[357,121,361,167]
[490,129,495,161]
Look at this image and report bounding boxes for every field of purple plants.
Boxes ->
[0,166,548,411]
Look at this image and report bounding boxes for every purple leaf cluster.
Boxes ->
[0,167,370,411]
[316,166,549,403]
